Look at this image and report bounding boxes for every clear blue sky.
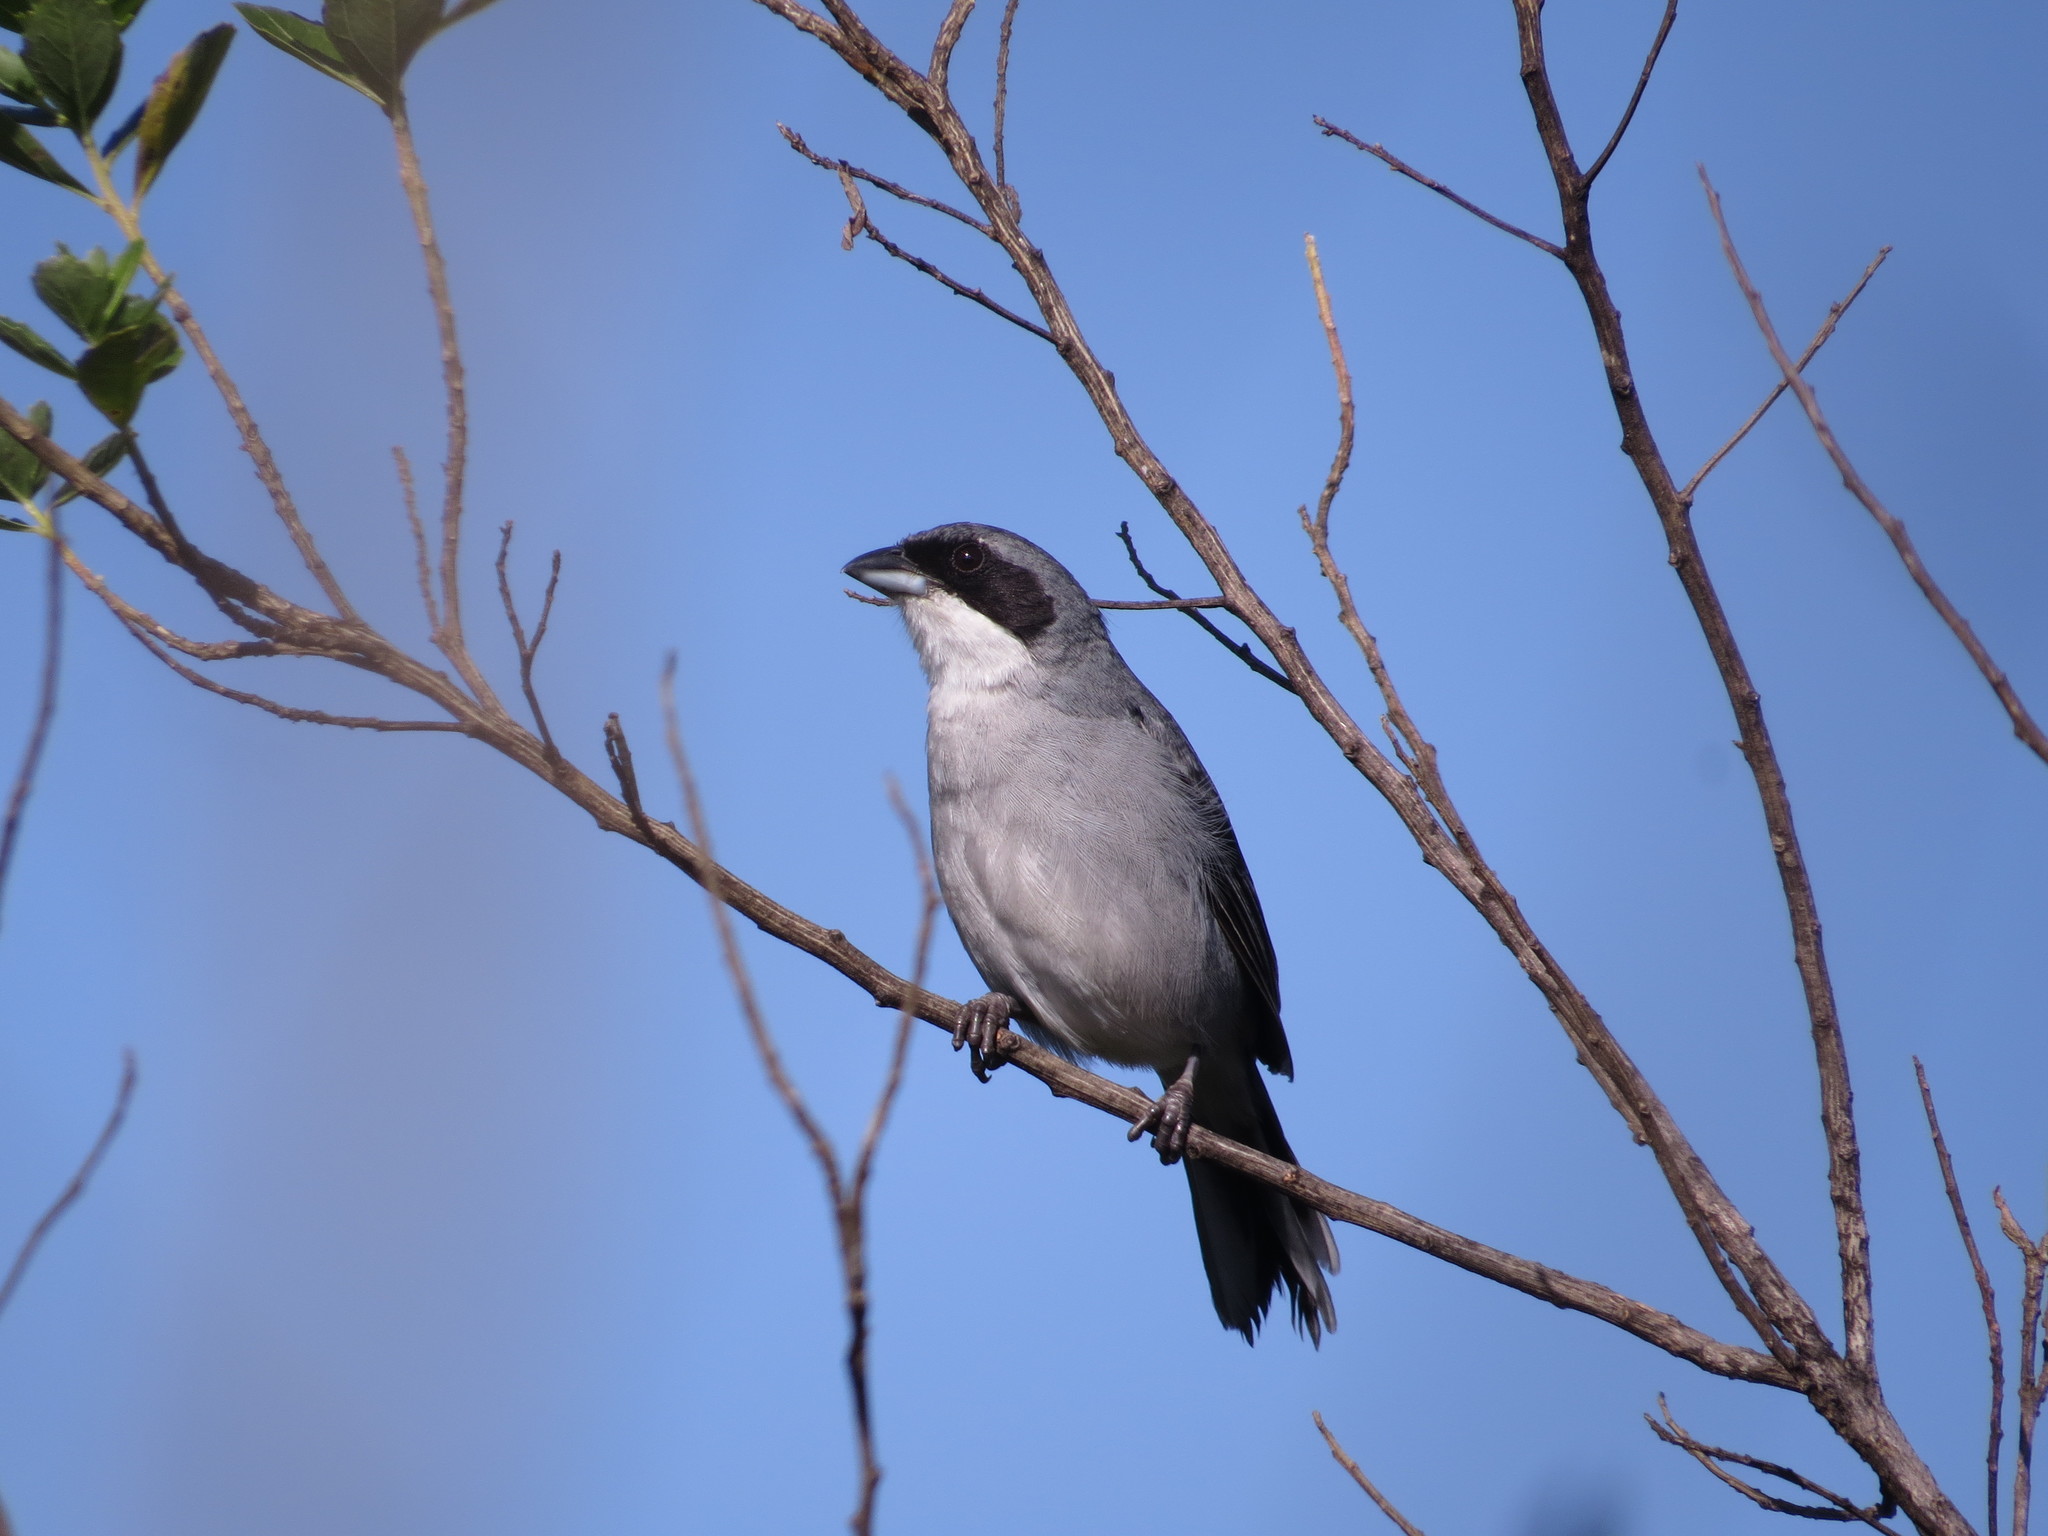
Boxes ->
[1,2,2044,1532]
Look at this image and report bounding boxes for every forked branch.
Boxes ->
[1700,171,2048,768]
[1649,1399,1902,1533]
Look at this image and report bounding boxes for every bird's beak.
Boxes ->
[843,546,928,599]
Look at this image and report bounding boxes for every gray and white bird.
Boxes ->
[845,522,1338,1342]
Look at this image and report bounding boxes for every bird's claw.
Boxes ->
[1129,1058,1198,1166]
[952,992,1014,1082]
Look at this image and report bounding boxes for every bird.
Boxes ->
[844,522,1338,1343]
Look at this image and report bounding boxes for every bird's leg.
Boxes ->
[1129,1054,1199,1166]
[952,991,1015,1082]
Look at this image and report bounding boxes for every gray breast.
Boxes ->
[927,694,1235,1072]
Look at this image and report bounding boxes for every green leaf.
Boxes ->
[0,1,33,30]
[75,310,177,423]
[0,44,45,103]
[94,236,142,328]
[440,0,501,23]
[33,244,115,340]
[48,425,126,505]
[0,398,54,502]
[104,0,144,27]
[22,0,122,133]
[0,313,76,375]
[233,5,378,103]
[133,22,230,195]
[0,117,83,188]
[322,0,440,107]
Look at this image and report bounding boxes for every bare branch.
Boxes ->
[1508,0,1876,1388]
[1296,238,1476,858]
[1093,595,1227,610]
[0,528,63,938]
[1312,1413,1428,1536]
[140,264,359,620]
[394,447,440,634]
[1581,0,1679,187]
[1681,247,1890,501]
[1114,522,1296,692]
[1917,1059,2005,1536]
[1314,118,1564,256]
[1994,1190,2048,1536]
[389,101,504,716]
[1700,169,2048,768]
[1649,1399,1903,1532]
[0,1052,136,1322]
[993,0,1022,211]
[494,522,563,765]
[928,0,976,93]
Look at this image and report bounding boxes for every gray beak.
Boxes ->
[843,546,928,599]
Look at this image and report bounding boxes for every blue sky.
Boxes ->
[1,1,2045,1532]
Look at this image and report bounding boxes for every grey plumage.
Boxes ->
[845,522,1338,1343]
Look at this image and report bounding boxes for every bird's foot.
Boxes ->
[952,992,1015,1082]
[1129,1055,1199,1166]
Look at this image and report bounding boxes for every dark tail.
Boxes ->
[1183,1061,1339,1344]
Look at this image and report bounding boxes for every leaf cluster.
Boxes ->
[0,243,179,428]
[0,0,232,197]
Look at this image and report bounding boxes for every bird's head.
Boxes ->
[844,523,1107,688]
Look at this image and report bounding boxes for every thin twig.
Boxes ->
[1581,0,1678,187]
[1114,522,1295,692]
[123,437,192,554]
[1297,236,1476,856]
[0,525,63,937]
[0,1051,137,1322]
[993,0,1021,216]
[390,100,502,714]
[122,624,464,732]
[1995,1190,2048,1536]
[82,125,354,618]
[1093,595,1227,610]
[1313,119,1564,257]
[1917,1059,2005,1536]
[1680,247,1889,501]
[139,267,358,619]
[857,217,1051,341]
[494,522,563,764]
[1312,1413,1428,1536]
[395,447,440,634]
[1650,1398,1903,1532]
[1700,169,2048,768]
[61,549,281,661]
[657,663,932,1536]
[779,126,991,234]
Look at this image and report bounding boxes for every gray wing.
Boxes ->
[1140,700,1292,1078]
[1199,813,1292,1078]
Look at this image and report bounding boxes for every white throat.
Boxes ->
[900,589,1035,713]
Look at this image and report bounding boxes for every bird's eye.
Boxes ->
[950,543,985,574]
